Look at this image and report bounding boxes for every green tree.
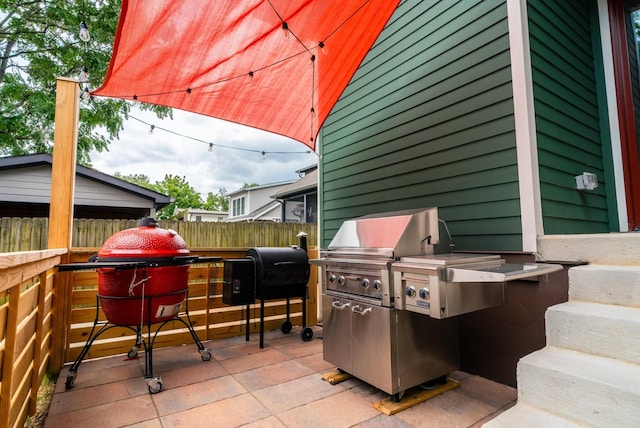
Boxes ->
[113,172,153,189]
[202,188,229,211]
[153,174,203,220]
[0,0,170,165]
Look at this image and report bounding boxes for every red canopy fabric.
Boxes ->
[93,0,400,150]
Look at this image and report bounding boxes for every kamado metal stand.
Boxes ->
[64,287,211,394]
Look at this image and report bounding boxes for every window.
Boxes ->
[232,197,246,216]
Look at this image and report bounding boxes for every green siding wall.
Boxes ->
[320,0,519,251]
[528,0,611,233]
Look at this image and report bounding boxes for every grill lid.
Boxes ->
[326,208,441,259]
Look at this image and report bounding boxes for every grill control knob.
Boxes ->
[372,280,382,290]
[405,286,416,298]
[328,274,337,284]
[419,288,430,299]
[361,278,370,289]
[337,276,346,285]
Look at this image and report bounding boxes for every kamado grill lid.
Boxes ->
[326,208,441,259]
[97,217,190,262]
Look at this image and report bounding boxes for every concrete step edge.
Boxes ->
[482,402,582,428]
[516,347,640,427]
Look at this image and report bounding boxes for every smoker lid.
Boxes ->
[327,208,440,258]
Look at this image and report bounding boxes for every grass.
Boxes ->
[24,373,57,428]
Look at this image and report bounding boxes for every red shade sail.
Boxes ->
[92,0,400,150]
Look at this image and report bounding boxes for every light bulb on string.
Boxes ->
[78,66,88,83]
[309,54,315,69]
[80,85,91,105]
[319,41,329,56]
[261,151,266,160]
[282,22,290,39]
[79,21,90,42]
[148,125,155,135]
[310,107,316,118]
[208,143,214,152]
[248,71,255,85]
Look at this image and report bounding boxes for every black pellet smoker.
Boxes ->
[223,233,313,348]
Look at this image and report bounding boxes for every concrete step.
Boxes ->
[569,264,640,306]
[537,233,640,265]
[516,346,640,427]
[546,301,640,365]
[483,402,581,428]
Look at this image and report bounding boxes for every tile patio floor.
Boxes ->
[44,325,516,427]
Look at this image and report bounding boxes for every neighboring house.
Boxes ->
[225,181,297,222]
[0,153,170,219]
[176,208,228,222]
[271,164,318,223]
[317,0,640,424]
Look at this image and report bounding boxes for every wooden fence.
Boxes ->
[0,249,67,428]
[0,218,318,252]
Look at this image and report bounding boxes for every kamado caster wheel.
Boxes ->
[127,346,139,359]
[200,349,212,361]
[146,376,163,394]
[280,320,292,334]
[300,327,314,342]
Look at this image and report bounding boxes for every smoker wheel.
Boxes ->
[200,349,212,361]
[65,372,76,390]
[146,376,163,394]
[300,327,314,342]
[280,320,293,334]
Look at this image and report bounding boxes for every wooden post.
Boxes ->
[48,77,80,373]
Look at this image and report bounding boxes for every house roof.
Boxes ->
[0,154,171,208]
[225,180,295,198]
[272,168,317,199]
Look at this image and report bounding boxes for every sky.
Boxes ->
[88,107,318,197]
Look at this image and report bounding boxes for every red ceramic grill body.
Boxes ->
[96,222,190,325]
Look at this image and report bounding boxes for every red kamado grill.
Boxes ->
[96,218,191,325]
[57,218,218,394]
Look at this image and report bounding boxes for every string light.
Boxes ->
[282,22,290,39]
[261,151,266,160]
[80,85,91,105]
[79,65,89,82]
[148,124,155,134]
[127,115,316,156]
[79,21,90,42]
[318,41,329,55]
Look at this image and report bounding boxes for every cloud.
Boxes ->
[89,108,317,197]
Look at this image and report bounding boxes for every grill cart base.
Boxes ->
[64,289,210,394]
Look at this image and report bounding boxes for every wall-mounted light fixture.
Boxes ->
[575,172,598,191]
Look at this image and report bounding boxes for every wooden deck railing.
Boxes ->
[0,246,318,428]
[0,249,68,428]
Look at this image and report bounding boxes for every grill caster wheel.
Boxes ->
[65,372,76,390]
[391,390,406,402]
[280,320,292,334]
[146,377,163,394]
[200,349,212,361]
[127,346,139,359]
[300,327,313,342]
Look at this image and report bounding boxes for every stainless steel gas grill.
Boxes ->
[311,208,561,400]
